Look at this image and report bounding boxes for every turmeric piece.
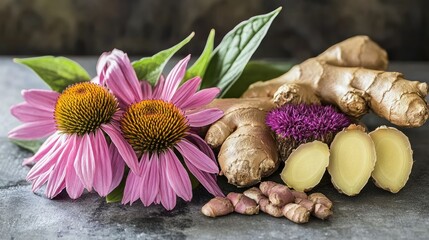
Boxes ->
[369,126,413,193]
[226,192,259,215]
[328,125,376,196]
[201,197,234,218]
[243,35,428,127]
[280,141,330,192]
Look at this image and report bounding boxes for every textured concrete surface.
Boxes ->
[1,57,429,239]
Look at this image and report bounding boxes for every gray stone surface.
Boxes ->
[1,57,429,239]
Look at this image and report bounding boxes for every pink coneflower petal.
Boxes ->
[32,170,51,192]
[186,133,217,164]
[22,89,59,110]
[141,81,153,99]
[165,149,192,201]
[102,124,139,175]
[102,50,143,105]
[65,135,85,199]
[140,152,160,206]
[171,77,201,107]
[92,129,113,196]
[159,152,177,210]
[157,55,190,101]
[180,87,220,110]
[73,134,95,191]
[186,109,224,127]
[11,102,54,122]
[122,171,142,205]
[45,141,73,198]
[27,136,66,181]
[152,75,165,99]
[8,120,56,140]
[185,162,224,197]
[175,139,219,174]
[109,143,125,192]
[22,133,61,166]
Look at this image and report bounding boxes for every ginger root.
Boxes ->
[201,197,234,217]
[282,203,310,224]
[280,141,330,192]
[308,193,333,220]
[259,181,294,207]
[226,192,259,215]
[328,125,376,196]
[204,98,279,187]
[243,35,428,127]
[243,187,283,217]
[369,126,413,193]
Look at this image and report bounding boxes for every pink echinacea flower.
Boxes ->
[99,50,224,210]
[8,68,138,199]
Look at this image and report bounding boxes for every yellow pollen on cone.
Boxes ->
[121,99,188,154]
[54,82,118,135]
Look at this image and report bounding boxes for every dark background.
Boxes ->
[1,0,427,60]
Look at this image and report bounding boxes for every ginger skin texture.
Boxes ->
[328,125,376,196]
[205,98,279,187]
[369,126,413,193]
[201,197,234,217]
[243,35,428,127]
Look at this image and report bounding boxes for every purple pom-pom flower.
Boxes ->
[266,104,351,161]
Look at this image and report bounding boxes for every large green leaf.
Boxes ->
[201,7,282,97]
[14,56,91,93]
[10,139,44,153]
[222,60,293,98]
[132,32,194,85]
[184,29,215,81]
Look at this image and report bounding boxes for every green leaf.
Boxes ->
[201,7,282,97]
[10,139,44,153]
[14,56,91,93]
[106,176,126,203]
[184,29,215,81]
[132,32,195,85]
[222,60,293,98]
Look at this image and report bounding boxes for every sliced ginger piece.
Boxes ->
[369,126,413,193]
[328,125,376,196]
[280,141,330,192]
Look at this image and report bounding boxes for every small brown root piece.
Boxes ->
[328,125,376,196]
[259,181,294,207]
[291,190,308,200]
[313,203,333,220]
[226,192,259,215]
[281,141,330,192]
[308,193,333,210]
[282,203,310,224]
[295,198,315,212]
[201,197,234,217]
[369,126,413,193]
[259,198,284,217]
[243,187,265,203]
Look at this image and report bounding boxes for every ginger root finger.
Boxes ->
[280,141,330,192]
[328,125,376,196]
[259,181,294,207]
[369,126,413,193]
[205,99,279,187]
[282,203,310,224]
[308,193,333,210]
[226,192,259,215]
[201,197,234,217]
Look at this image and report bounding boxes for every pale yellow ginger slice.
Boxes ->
[328,125,376,196]
[280,141,330,192]
[369,126,413,193]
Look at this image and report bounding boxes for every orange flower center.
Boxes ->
[54,82,118,135]
[121,99,188,155]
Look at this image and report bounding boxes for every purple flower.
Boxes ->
[266,104,351,142]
